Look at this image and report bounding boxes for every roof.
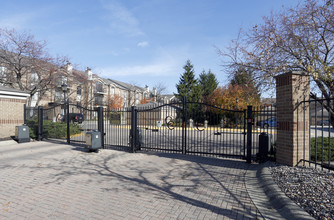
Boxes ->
[107,78,145,92]
[0,85,29,94]
[0,85,30,99]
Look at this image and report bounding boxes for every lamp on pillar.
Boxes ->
[236,98,239,110]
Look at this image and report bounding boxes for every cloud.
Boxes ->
[137,41,149,47]
[97,45,191,78]
[0,12,37,29]
[101,1,144,37]
[98,61,177,77]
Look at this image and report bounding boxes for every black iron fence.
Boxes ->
[24,100,277,162]
[252,105,277,160]
[103,107,132,151]
[297,97,334,170]
[133,101,248,158]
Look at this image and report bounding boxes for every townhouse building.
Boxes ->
[0,49,175,111]
[0,59,158,109]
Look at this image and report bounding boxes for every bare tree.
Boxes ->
[219,0,334,120]
[0,28,68,106]
[153,82,168,102]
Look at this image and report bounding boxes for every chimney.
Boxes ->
[85,67,92,80]
[145,85,149,93]
[66,62,73,73]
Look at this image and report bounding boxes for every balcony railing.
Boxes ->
[94,88,107,94]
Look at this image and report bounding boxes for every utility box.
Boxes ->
[15,125,30,143]
[85,131,102,152]
[258,132,271,162]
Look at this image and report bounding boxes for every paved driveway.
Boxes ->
[0,141,260,219]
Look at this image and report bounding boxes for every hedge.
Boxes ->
[26,119,82,139]
[310,137,334,161]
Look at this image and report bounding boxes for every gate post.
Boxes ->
[182,96,187,154]
[275,71,310,166]
[37,106,43,141]
[246,106,252,163]
[130,106,138,153]
[66,102,70,144]
[97,107,105,148]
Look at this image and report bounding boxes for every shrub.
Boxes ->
[25,119,38,139]
[310,137,334,162]
[25,119,82,139]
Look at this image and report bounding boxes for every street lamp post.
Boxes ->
[61,83,70,143]
[61,83,67,122]
[236,98,239,127]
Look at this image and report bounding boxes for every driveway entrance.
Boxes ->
[0,141,259,219]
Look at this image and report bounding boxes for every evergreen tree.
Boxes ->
[230,67,261,103]
[199,69,218,100]
[175,60,201,102]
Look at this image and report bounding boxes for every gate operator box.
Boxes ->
[15,125,30,143]
[85,131,102,152]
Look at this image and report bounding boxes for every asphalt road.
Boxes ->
[64,121,334,159]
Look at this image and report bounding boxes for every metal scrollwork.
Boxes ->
[165,116,175,130]
[195,120,208,132]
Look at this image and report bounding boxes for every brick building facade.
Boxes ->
[0,85,29,139]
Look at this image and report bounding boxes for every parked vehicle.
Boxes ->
[317,120,333,127]
[69,113,84,123]
[57,113,84,123]
[257,117,277,129]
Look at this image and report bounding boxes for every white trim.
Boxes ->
[0,90,30,97]
[0,94,28,100]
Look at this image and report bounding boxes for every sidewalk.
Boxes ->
[0,140,313,220]
[0,140,262,219]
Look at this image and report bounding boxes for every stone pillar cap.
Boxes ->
[274,71,309,79]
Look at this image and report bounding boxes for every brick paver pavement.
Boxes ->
[0,141,260,219]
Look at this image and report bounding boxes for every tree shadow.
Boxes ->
[34,147,259,218]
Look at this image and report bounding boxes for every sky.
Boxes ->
[0,0,301,95]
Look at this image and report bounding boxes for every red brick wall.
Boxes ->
[275,72,310,166]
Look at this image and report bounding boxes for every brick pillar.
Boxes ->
[275,71,310,166]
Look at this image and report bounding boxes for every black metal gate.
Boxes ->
[134,100,247,159]
[103,107,132,151]
[24,103,100,144]
[25,99,278,162]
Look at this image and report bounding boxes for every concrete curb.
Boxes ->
[245,162,314,220]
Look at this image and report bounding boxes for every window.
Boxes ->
[111,87,115,95]
[0,66,7,84]
[57,75,67,86]
[31,92,38,101]
[77,86,81,95]
[30,72,38,85]
[96,82,103,93]
[55,90,62,102]
[95,95,103,106]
